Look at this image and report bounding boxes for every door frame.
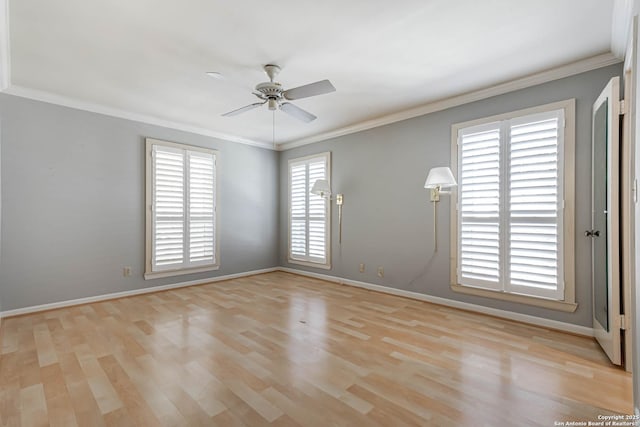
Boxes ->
[623,65,635,372]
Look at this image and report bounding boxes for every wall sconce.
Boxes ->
[311,179,344,244]
[424,167,457,252]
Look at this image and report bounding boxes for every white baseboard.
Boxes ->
[0,266,594,337]
[0,267,278,317]
[278,267,594,337]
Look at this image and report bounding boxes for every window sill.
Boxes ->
[144,264,219,280]
[287,258,331,270]
[450,284,578,312]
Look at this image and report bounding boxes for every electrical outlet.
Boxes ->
[123,267,132,277]
[377,267,384,278]
[359,263,365,273]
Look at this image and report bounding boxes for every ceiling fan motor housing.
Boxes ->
[255,82,283,99]
[256,81,284,110]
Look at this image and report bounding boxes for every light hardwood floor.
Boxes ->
[0,272,633,426]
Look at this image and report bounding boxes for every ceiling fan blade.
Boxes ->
[279,102,317,123]
[221,102,265,117]
[282,79,336,100]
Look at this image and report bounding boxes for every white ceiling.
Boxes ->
[7,0,616,148]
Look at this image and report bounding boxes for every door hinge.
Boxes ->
[620,99,626,115]
[620,314,627,331]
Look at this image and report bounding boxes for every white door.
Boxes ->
[591,76,621,365]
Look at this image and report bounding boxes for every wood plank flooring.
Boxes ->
[0,271,633,426]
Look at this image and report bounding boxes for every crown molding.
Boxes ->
[1,52,621,153]
[277,52,621,151]
[0,3,273,150]
[0,0,9,91]
[2,84,276,150]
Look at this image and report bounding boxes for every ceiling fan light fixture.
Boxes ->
[268,98,277,110]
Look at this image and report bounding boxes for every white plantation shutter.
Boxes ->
[188,151,216,265]
[458,123,501,290]
[289,153,330,267]
[149,141,217,274]
[308,160,327,260]
[456,108,565,300]
[152,146,185,269]
[507,111,563,299]
[290,164,307,259]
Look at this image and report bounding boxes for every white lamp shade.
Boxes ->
[311,179,331,196]
[424,167,457,189]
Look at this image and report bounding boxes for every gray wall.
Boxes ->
[279,63,623,327]
[0,94,279,311]
[0,63,623,323]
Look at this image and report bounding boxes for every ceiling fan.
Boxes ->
[221,64,336,123]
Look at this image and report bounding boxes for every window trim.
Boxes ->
[144,138,220,280]
[287,152,332,270]
[449,99,576,311]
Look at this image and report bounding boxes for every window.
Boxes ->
[288,152,331,269]
[145,138,218,279]
[451,100,576,310]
